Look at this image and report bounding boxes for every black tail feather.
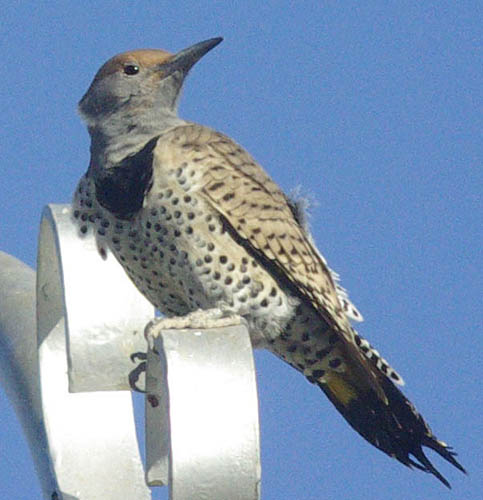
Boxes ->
[319,374,466,488]
[411,445,453,488]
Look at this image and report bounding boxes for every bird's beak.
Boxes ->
[164,37,223,75]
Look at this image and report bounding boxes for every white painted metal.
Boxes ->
[36,204,153,499]
[146,326,261,500]
[38,204,154,392]
[145,344,170,487]
[0,203,262,499]
[0,251,58,498]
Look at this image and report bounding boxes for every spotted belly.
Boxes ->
[73,173,298,347]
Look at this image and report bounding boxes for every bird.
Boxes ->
[73,37,465,488]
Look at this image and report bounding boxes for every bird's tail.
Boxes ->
[320,366,465,488]
[270,327,466,488]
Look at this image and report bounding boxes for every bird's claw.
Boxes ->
[128,352,148,392]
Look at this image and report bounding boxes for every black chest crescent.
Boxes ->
[93,136,159,220]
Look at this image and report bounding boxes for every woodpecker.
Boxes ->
[73,37,465,487]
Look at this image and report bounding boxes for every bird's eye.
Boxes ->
[123,64,140,75]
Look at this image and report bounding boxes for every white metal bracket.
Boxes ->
[0,204,261,499]
[36,204,153,499]
[145,327,261,499]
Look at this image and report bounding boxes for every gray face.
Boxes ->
[78,39,223,130]
[78,51,183,127]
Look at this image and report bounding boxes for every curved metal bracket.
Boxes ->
[1,203,261,499]
[37,204,154,392]
[36,204,153,499]
[146,327,261,499]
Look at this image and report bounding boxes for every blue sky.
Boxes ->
[1,2,481,499]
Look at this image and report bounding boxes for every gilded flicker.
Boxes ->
[73,37,465,487]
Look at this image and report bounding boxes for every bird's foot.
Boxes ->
[145,307,246,341]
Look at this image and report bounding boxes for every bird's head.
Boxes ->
[78,37,223,130]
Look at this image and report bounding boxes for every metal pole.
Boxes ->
[0,251,58,498]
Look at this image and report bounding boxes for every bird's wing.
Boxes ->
[157,123,386,400]
[167,125,350,329]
